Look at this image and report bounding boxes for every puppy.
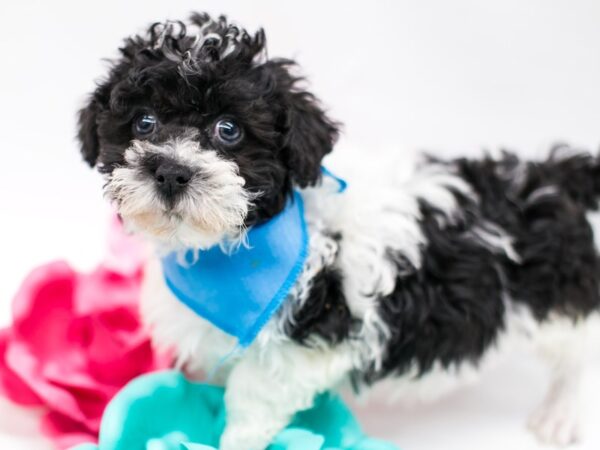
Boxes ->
[78,13,599,449]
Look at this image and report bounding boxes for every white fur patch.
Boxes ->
[298,163,474,370]
[151,17,266,74]
[528,318,587,447]
[586,210,600,253]
[221,340,353,450]
[106,133,251,251]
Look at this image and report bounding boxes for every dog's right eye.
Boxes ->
[133,114,157,137]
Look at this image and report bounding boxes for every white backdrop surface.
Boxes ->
[1,1,600,449]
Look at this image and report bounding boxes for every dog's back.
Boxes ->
[360,147,600,381]
[328,146,599,445]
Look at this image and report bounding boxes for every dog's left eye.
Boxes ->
[214,119,243,145]
[133,114,157,137]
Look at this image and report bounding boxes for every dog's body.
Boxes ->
[78,14,599,449]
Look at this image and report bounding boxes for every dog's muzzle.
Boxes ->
[107,136,251,249]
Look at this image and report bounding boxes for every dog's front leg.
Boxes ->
[219,341,353,450]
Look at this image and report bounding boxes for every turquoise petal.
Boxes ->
[179,444,216,450]
[146,432,189,450]
[289,393,364,448]
[67,370,399,450]
[98,371,224,449]
[269,428,324,450]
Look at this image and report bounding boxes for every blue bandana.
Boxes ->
[161,169,345,348]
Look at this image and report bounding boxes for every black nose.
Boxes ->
[154,161,193,198]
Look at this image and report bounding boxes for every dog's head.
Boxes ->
[78,13,338,250]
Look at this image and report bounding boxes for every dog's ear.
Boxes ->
[282,91,339,187]
[77,95,102,167]
[272,62,339,188]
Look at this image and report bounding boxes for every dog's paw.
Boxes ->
[527,399,581,447]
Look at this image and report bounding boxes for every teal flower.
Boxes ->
[69,370,398,450]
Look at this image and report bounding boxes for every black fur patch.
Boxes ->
[284,267,353,345]
[368,148,600,382]
[455,148,600,320]
[367,200,507,382]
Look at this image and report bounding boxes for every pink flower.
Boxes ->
[0,217,170,449]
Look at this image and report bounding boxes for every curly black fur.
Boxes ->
[364,200,507,381]
[363,148,600,382]
[455,147,600,321]
[77,13,339,225]
[284,266,354,345]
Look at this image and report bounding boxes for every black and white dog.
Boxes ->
[78,13,600,449]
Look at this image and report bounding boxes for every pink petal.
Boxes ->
[153,349,174,370]
[12,262,76,355]
[94,307,140,338]
[41,411,98,450]
[74,268,142,316]
[103,213,146,277]
[0,329,42,406]
[50,385,107,432]
[66,306,152,385]
[4,340,89,425]
[88,339,155,386]
[42,359,110,396]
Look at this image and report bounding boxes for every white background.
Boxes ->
[1,1,600,449]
